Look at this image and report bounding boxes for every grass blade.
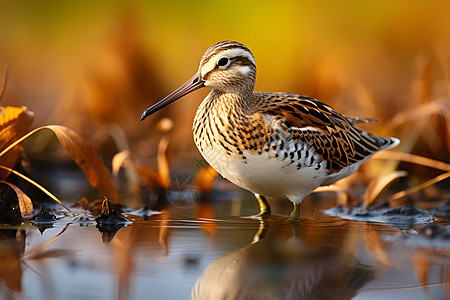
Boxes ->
[0,165,71,212]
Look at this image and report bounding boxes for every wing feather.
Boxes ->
[253,92,394,173]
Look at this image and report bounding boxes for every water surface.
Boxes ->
[1,193,448,300]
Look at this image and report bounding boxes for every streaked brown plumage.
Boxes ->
[141,40,399,221]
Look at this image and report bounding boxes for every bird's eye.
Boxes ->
[217,57,229,67]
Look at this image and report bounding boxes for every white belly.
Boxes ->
[199,144,330,204]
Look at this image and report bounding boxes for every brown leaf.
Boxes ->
[195,201,218,237]
[0,181,33,218]
[391,100,449,127]
[43,125,119,203]
[364,171,407,208]
[372,151,450,172]
[0,106,34,179]
[74,197,89,210]
[411,250,430,292]
[138,165,165,190]
[154,118,174,189]
[0,124,118,203]
[313,184,349,206]
[157,135,170,189]
[0,165,71,212]
[0,244,22,292]
[364,225,390,266]
[390,171,450,204]
[112,150,141,207]
[0,62,8,102]
[158,210,170,258]
[193,165,218,193]
[22,223,70,260]
[112,150,131,177]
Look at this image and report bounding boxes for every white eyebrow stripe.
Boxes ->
[223,48,256,65]
[200,48,255,77]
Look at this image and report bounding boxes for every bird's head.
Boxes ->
[140,41,256,121]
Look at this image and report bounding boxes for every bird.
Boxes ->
[140,40,399,222]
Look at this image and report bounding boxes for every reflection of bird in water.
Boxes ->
[191,226,374,300]
[141,40,399,222]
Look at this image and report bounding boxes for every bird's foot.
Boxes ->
[285,204,303,223]
[255,208,271,219]
[285,216,307,223]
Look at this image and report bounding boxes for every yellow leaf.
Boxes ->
[0,125,118,203]
[0,106,34,179]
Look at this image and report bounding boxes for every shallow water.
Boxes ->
[1,192,449,300]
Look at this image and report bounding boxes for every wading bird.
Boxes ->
[141,41,399,222]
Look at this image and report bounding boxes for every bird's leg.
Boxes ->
[286,203,301,223]
[254,193,271,218]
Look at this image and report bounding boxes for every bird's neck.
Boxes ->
[207,89,254,116]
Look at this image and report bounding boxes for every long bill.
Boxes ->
[140,71,204,121]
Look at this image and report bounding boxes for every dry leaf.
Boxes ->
[373,151,450,172]
[0,63,8,102]
[158,210,170,259]
[364,171,407,208]
[390,100,450,152]
[390,171,450,204]
[0,164,70,212]
[112,150,131,177]
[112,150,141,207]
[138,165,165,190]
[22,223,70,260]
[157,134,170,189]
[0,106,34,179]
[372,152,450,203]
[364,226,390,266]
[75,197,89,210]
[154,118,174,189]
[0,125,119,204]
[0,180,33,218]
[195,201,218,237]
[193,165,218,193]
[44,125,118,202]
[411,251,430,293]
[313,185,349,206]
[0,244,22,292]
[390,100,449,128]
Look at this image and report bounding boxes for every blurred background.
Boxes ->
[0,0,448,176]
[0,3,449,298]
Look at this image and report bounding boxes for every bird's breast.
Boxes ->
[193,107,330,199]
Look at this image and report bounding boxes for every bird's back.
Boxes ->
[252,91,399,174]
